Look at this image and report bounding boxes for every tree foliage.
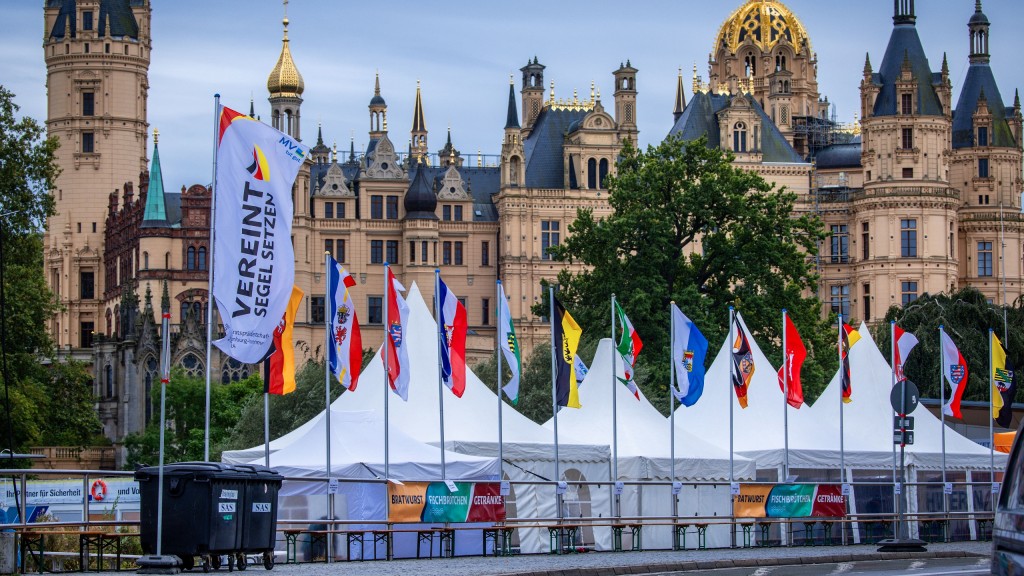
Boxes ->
[538,135,837,410]
[877,288,1024,423]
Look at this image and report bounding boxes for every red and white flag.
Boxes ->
[777,313,806,408]
[438,275,467,398]
[212,106,308,363]
[328,256,361,391]
[385,267,411,401]
[893,325,918,383]
[940,329,969,418]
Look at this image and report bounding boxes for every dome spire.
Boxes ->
[266,0,304,97]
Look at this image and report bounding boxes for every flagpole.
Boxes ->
[549,287,562,521]
[263,364,270,467]
[990,330,995,490]
[838,314,845,485]
[155,302,171,556]
[435,270,447,481]
[939,325,948,520]
[384,263,391,481]
[324,251,333,563]
[203,94,221,462]
[891,321,900,534]
[497,280,504,483]
[728,306,735,485]
[611,294,619,519]
[782,309,790,482]
[669,301,678,520]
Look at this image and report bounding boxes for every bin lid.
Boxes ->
[232,464,283,482]
[134,461,249,481]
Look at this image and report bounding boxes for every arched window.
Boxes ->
[744,53,756,77]
[198,246,207,270]
[599,159,609,189]
[165,252,170,269]
[143,251,149,270]
[105,309,112,337]
[181,353,204,378]
[221,357,251,384]
[145,357,157,424]
[733,122,748,153]
[186,246,196,270]
[775,54,787,71]
[587,158,597,189]
[105,364,113,398]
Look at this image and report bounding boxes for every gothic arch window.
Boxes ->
[144,356,157,424]
[561,468,595,547]
[181,301,203,323]
[165,252,170,269]
[509,156,520,186]
[587,158,597,189]
[599,159,609,188]
[143,251,149,270]
[198,246,207,270]
[181,353,204,379]
[745,52,756,77]
[775,54,787,72]
[187,246,196,270]
[105,364,113,398]
[733,122,748,153]
[221,357,250,384]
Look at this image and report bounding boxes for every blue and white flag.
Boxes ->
[672,304,709,406]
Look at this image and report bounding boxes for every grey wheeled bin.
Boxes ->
[233,464,282,570]
[136,462,248,571]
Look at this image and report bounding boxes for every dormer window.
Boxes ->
[978,126,989,147]
[733,122,748,153]
[901,93,913,115]
[82,11,93,31]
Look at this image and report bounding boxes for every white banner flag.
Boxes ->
[213,106,309,363]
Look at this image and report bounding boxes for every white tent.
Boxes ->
[549,338,755,549]
[227,283,613,554]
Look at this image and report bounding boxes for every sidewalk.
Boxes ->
[123,541,991,576]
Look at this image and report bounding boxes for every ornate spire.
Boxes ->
[160,280,170,313]
[673,67,686,122]
[316,122,324,147]
[266,0,304,97]
[412,80,426,133]
[863,53,872,76]
[505,75,520,129]
[142,128,167,225]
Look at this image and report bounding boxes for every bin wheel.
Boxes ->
[201,557,210,573]
[181,555,195,571]
[262,552,273,570]
[211,555,222,571]
[227,554,235,572]
[236,554,247,571]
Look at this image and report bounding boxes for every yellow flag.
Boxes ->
[553,298,583,409]
[993,333,1009,419]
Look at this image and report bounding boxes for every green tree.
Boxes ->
[123,369,262,467]
[877,288,1024,418]
[37,361,103,446]
[0,86,62,454]
[540,135,836,410]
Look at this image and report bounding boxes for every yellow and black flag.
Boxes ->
[993,333,1017,428]
[553,298,583,409]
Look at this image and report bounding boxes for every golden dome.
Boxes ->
[267,17,304,97]
[714,0,810,55]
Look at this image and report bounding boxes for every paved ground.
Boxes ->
[124,541,992,576]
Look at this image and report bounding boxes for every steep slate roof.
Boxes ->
[953,65,1016,149]
[404,162,437,219]
[667,91,805,163]
[871,22,943,117]
[815,143,863,169]
[523,107,588,188]
[141,141,168,227]
[48,0,142,40]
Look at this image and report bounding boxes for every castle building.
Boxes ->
[40,0,1023,454]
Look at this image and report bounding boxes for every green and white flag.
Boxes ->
[497,282,521,404]
[614,301,643,399]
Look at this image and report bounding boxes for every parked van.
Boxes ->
[993,423,1024,575]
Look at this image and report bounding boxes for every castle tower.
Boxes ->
[43,0,152,352]
[267,0,304,140]
[613,61,638,137]
[950,0,1024,304]
[500,77,524,188]
[410,80,428,160]
[520,57,545,134]
[369,72,388,140]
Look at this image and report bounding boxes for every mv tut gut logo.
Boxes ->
[246,145,270,181]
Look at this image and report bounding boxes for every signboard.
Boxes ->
[0,478,140,505]
[387,482,505,523]
[733,484,846,518]
[890,380,920,414]
[893,416,914,430]
[893,430,915,445]
[614,481,624,496]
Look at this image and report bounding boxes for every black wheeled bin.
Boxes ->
[135,462,249,560]
[233,464,282,555]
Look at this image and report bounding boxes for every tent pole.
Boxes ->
[324,251,333,562]
[670,301,678,520]
[497,280,504,484]
[549,287,562,523]
[435,270,446,481]
[611,294,619,519]
[939,325,948,533]
[782,309,789,482]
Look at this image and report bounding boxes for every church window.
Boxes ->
[386,196,399,219]
[901,93,913,115]
[82,92,94,117]
[978,126,989,147]
[587,158,597,189]
[733,122,748,153]
[370,240,383,264]
[599,159,609,188]
[198,247,207,270]
[324,202,333,219]
[181,353,204,379]
[221,358,250,384]
[370,195,383,219]
[979,158,990,178]
[901,127,914,150]
[82,132,94,153]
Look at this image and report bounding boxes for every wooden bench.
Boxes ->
[282,528,365,562]
[481,525,514,556]
[20,529,109,574]
[610,523,641,552]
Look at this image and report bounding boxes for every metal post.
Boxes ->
[669,302,678,519]
[549,288,562,520]
[203,95,221,462]
[611,294,619,519]
[435,271,446,480]
[496,281,504,481]
[384,264,390,481]
[782,309,790,481]
[324,252,333,563]
[156,306,171,556]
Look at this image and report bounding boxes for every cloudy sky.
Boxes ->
[4,1,1022,189]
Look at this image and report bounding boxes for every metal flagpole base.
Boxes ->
[136,555,181,574]
[876,538,927,553]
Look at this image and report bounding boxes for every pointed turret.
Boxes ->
[505,77,520,129]
[673,67,686,123]
[142,129,168,227]
[369,72,388,139]
[310,121,330,164]
[411,80,428,159]
[952,0,1011,148]
[267,1,303,140]
[968,0,990,64]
